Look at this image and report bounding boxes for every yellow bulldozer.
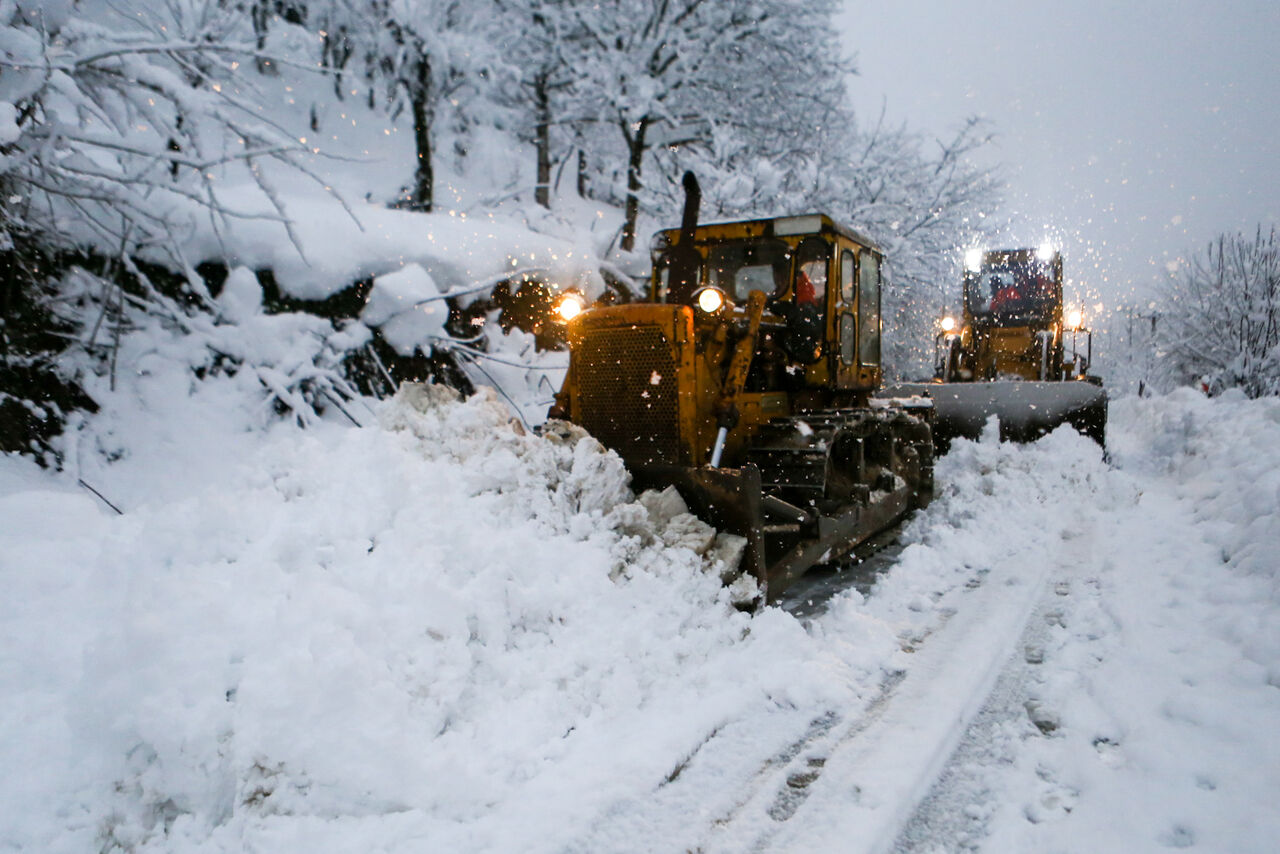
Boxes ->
[548,174,934,604]
[885,246,1107,448]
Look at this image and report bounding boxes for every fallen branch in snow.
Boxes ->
[77,478,123,515]
[449,348,534,430]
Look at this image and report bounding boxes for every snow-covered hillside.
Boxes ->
[2,300,1278,852]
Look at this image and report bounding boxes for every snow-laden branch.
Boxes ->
[1,0,356,286]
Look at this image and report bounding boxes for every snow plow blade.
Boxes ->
[880,380,1107,449]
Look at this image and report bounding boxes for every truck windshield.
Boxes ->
[968,259,1055,320]
[707,239,791,301]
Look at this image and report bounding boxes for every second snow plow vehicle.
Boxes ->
[885,246,1107,448]
[548,175,933,604]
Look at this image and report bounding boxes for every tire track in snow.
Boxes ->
[706,540,1056,854]
[558,531,917,854]
[763,438,1110,854]
[888,570,1098,852]
[886,490,1109,853]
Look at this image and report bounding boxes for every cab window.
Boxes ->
[706,238,790,301]
[840,313,856,365]
[793,237,830,306]
[840,249,855,302]
[858,250,881,366]
[967,258,1056,321]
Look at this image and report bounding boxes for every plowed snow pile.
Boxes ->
[0,368,887,853]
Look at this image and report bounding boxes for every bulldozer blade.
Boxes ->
[630,463,920,605]
[631,463,768,591]
[881,381,1107,449]
[763,479,914,603]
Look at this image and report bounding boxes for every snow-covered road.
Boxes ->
[2,368,1278,852]
[893,393,1280,853]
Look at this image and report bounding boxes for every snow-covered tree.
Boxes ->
[562,0,848,251]
[830,115,1003,379]
[0,0,360,459]
[487,0,585,209]
[1156,226,1280,397]
[313,0,499,211]
[590,1,1000,377]
[0,0,328,276]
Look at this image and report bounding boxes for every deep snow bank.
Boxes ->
[0,377,864,853]
[187,185,609,305]
[1109,388,1280,684]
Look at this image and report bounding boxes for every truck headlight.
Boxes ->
[1037,243,1057,262]
[553,292,586,322]
[1066,309,1084,330]
[964,248,984,272]
[940,315,957,333]
[695,286,727,314]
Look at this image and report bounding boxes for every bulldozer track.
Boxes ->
[747,411,926,511]
[695,669,909,853]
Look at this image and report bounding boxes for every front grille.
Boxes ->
[575,324,682,465]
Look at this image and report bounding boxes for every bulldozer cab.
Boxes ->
[650,214,885,395]
[964,249,1062,329]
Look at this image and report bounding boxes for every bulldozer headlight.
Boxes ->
[1066,308,1084,330]
[1037,242,1057,262]
[695,286,727,314]
[552,292,586,323]
[940,315,957,333]
[964,248,984,272]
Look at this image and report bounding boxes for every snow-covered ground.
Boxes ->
[3,298,1278,852]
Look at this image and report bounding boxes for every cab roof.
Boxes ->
[657,213,882,254]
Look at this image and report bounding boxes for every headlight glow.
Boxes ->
[1066,308,1084,330]
[1037,242,1056,262]
[696,287,726,314]
[964,248,984,272]
[553,292,586,322]
[940,315,957,333]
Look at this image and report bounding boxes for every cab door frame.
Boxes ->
[834,243,860,388]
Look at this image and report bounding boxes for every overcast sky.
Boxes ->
[838,0,1279,318]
